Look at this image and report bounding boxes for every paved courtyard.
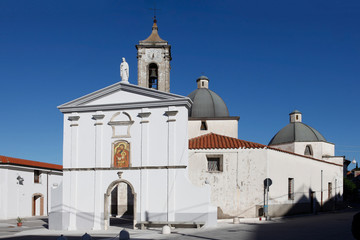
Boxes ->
[0,208,358,240]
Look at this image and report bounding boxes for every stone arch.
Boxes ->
[32,193,44,216]
[104,178,137,229]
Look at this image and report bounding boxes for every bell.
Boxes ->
[150,68,157,78]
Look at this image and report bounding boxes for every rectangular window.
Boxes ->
[288,178,294,200]
[207,156,222,172]
[328,182,332,199]
[34,170,41,183]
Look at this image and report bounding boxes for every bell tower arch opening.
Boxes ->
[148,63,159,89]
[136,19,171,92]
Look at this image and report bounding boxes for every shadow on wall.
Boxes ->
[269,188,344,217]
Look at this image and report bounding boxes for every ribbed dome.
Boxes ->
[187,76,229,118]
[269,111,327,145]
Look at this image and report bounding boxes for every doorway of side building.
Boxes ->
[32,193,44,216]
[105,179,136,229]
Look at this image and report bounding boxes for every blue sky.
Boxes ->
[0,0,359,169]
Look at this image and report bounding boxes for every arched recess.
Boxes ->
[304,144,313,156]
[32,193,44,216]
[104,178,137,229]
[148,63,159,89]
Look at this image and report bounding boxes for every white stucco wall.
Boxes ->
[188,147,343,219]
[267,149,343,216]
[270,142,294,153]
[293,142,335,159]
[0,165,62,220]
[188,119,238,139]
[188,149,267,218]
[270,141,335,160]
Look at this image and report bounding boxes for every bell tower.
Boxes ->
[136,18,171,92]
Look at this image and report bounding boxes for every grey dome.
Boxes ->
[188,89,229,118]
[269,122,326,145]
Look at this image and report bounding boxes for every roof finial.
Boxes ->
[149,4,160,24]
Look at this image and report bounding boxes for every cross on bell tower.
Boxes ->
[136,18,171,92]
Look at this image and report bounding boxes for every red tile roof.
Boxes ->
[189,133,267,150]
[188,133,343,167]
[0,155,62,171]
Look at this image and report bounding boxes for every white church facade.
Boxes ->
[49,19,216,230]
[48,18,345,231]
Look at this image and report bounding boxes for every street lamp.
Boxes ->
[352,158,356,165]
[17,175,24,185]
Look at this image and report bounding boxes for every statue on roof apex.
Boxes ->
[120,57,129,83]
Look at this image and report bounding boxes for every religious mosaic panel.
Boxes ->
[112,140,130,168]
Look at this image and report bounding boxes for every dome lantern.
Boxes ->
[197,76,209,89]
[187,76,229,118]
[290,110,302,123]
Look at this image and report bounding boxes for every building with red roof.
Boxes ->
[0,155,62,220]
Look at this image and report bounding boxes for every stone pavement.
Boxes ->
[0,208,359,239]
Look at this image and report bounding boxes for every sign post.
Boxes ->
[264,178,272,220]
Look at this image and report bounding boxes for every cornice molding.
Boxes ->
[58,82,192,113]
[59,99,192,113]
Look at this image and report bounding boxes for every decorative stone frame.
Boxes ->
[108,112,134,138]
[112,140,131,168]
[32,193,44,216]
[104,178,137,230]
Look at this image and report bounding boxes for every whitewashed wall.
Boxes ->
[188,119,238,139]
[267,149,343,216]
[188,149,267,218]
[188,147,343,219]
[0,166,62,220]
[270,141,335,160]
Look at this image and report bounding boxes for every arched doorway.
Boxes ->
[32,193,44,216]
[104,179,136,229]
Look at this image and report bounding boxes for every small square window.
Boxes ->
[207,156,222,172]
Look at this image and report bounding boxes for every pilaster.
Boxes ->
[92,111,105,230]
[67,113,80,230]
[138,108,151,222]
[165,107,178,221]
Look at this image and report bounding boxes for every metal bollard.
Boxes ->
[119,229,130,240]
[81,233,92,240]
[56,235,68,240]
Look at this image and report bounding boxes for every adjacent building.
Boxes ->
[0,155,62,220]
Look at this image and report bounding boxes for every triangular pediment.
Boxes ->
[58,82,191,113]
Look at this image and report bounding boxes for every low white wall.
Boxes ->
[267,149,343,216]
[188,119,238,139]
